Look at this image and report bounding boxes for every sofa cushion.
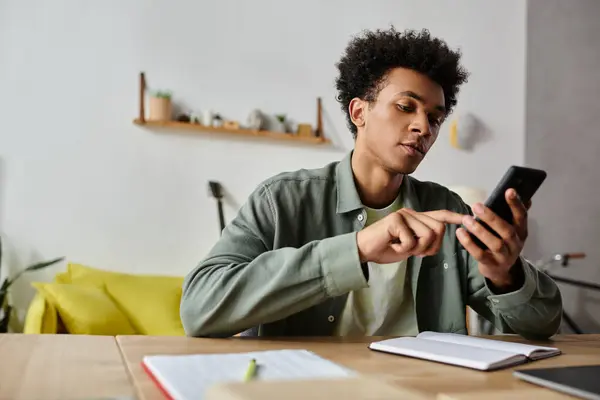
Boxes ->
[66,263,185,336]
[31,282,136,335]
[23,292,57,334]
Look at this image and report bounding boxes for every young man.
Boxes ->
[180,27,562,340]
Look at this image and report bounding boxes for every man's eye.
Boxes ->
[397,104,412,112]
[429,116,442,127]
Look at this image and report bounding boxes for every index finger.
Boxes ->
[506,189,528,237]
[422,209,465,225]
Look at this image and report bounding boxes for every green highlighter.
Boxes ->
[243,358,258,382]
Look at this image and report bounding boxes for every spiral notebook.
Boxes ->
[141,349,356,400]
[369,331,561,371]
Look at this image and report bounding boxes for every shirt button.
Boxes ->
[357,214,364,222]
[328,315,335,322]
[491,298,500,304]
[443,263,449,269]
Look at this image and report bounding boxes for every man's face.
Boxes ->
[352,67,446,174]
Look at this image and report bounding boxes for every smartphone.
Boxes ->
[464,166,547,251]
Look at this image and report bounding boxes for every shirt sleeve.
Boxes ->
[180,184,367,337]
[467,254,563,340]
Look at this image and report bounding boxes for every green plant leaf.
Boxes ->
[23,256,65,273]
[0,304,12,333]
[3,256,65,290]
[151,89,172,99]
[0,278,8,293]
[0,256,63,333]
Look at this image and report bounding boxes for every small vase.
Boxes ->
[149,96,173,122]
[203,110,214,126]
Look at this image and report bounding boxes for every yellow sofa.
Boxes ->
[24,262,186,336]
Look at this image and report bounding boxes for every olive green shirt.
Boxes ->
[180,152,562,340]
[334,192,419,336]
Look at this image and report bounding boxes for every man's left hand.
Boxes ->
[456,188,531,290]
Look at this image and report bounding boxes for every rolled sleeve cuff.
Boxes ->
[318,232,368,297]
[485,256,536,310]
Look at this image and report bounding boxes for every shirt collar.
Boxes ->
[335,152,363,214]
[335,151,422,214]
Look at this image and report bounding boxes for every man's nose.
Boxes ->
[409,113,431,136]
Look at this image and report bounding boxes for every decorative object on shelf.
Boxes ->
[261,113,287,133]
[223,120,240,130]
[297,123,313,137]
[449,113,482,151]
[276,114,287,133]
[0,236,65,333]
[246,109,264,131]
[315,97,323,137]
[202,109,214,127]
[286,119,298,134]
[213,114,223,128]
[176,110,202,124]
[176,113,191,123]
[275,114,295,134]
[148,90,173,122]
[191,112,202,124]
[133,72,329,145]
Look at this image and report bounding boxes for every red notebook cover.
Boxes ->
[141,360,175,400]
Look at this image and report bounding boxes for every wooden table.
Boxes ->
[0,333,134,400]
[117,334,600,400]
[4,333,599,399]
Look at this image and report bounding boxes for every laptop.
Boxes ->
[513,365,600,400]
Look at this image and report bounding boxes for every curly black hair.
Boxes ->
[335,27,469,137]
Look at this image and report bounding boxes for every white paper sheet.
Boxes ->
[143,349,356,400]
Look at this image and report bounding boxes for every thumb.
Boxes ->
[422,209,465,225]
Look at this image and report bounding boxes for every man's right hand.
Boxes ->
[356,209,465,264]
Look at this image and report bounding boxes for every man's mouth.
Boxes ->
[400,143,425,156]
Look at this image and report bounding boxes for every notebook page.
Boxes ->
[369,337,526,370]
[143,349,356,400]
[417,331,560,358]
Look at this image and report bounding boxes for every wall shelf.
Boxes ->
[133,72,330,145]
[132,119,330,144]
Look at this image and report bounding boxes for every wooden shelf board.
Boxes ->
[133,119,330,145]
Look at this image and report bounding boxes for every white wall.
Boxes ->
[525,0,600,333]
[0,0,526,323]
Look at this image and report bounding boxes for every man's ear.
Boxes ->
[349,98,366,129]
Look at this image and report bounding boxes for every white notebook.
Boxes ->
[142,349,356,400]
[368,331,561,371]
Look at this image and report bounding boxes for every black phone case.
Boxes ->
[465,166,547,251]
